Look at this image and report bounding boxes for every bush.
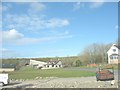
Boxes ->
[75,60,82,67]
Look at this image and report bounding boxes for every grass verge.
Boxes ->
[9,66,96,80]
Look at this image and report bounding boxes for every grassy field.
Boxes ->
[8,66,96,80]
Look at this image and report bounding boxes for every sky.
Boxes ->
[0,1,118,58]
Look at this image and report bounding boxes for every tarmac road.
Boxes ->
[64,67,119,75]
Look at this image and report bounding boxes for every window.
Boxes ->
[110,56,118,60]
[116,56,117,59]
[113,49,116,52]
[115,56,118,59]
[114,56,116,59]
[116,56,118,59]
[114,56,118,59]
[110,56,113,59]
[52,64,54,67]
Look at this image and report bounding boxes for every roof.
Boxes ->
[2,64,16,68]
[47,60,61,65]
[113,44,120,49]
[30,59,47,64]
[110,54,119,56]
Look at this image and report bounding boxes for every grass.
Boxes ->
[8,66,96,80]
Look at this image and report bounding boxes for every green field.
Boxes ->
[8,66,96,80]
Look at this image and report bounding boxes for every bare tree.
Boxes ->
[78,43,112,64]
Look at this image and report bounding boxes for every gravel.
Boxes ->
[2,75,118,88]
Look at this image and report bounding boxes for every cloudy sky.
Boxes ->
[0,1,118,58]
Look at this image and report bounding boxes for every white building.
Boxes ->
[30,59,47,68]
[107,44,120,64]
[29,59,63,69]
[43,60,63,69]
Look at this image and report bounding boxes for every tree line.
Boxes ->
[2,43,112,68]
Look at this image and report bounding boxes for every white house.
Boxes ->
[107,44,120,64]
[43,60,63,69]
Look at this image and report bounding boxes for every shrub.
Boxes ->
[75,60,82,67]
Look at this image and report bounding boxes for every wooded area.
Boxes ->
[1,43,112,69]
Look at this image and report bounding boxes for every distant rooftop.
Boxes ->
[1,64,16,68]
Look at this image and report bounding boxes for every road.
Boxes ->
[64,67,119,75]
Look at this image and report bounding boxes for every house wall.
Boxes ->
[110,60,118,64]
[42,61,63,69]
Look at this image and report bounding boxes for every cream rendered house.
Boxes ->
[107,44,120,64]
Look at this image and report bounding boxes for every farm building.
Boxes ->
[29,59,62,69]
[30,59,47,68]
[107,44,120,64]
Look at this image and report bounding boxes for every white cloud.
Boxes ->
[90,0,105,8]
[73,0,104,11]
[2,29,24,42]
[46,18,69,28]
[3,2,70,34]
[73,2,81,10]
[62,19,70,26]
[16,34,73,45]
[4,14,70,31]
[1,29,73,45]
[28,2,46,14]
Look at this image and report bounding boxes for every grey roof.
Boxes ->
[47,60,61,65]
[2,64,16,68]
[114,44,120,49]
[110,54,118,56]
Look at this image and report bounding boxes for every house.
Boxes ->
[29,59,47,68]
[43,60,63,69]
[107,44,120,64]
